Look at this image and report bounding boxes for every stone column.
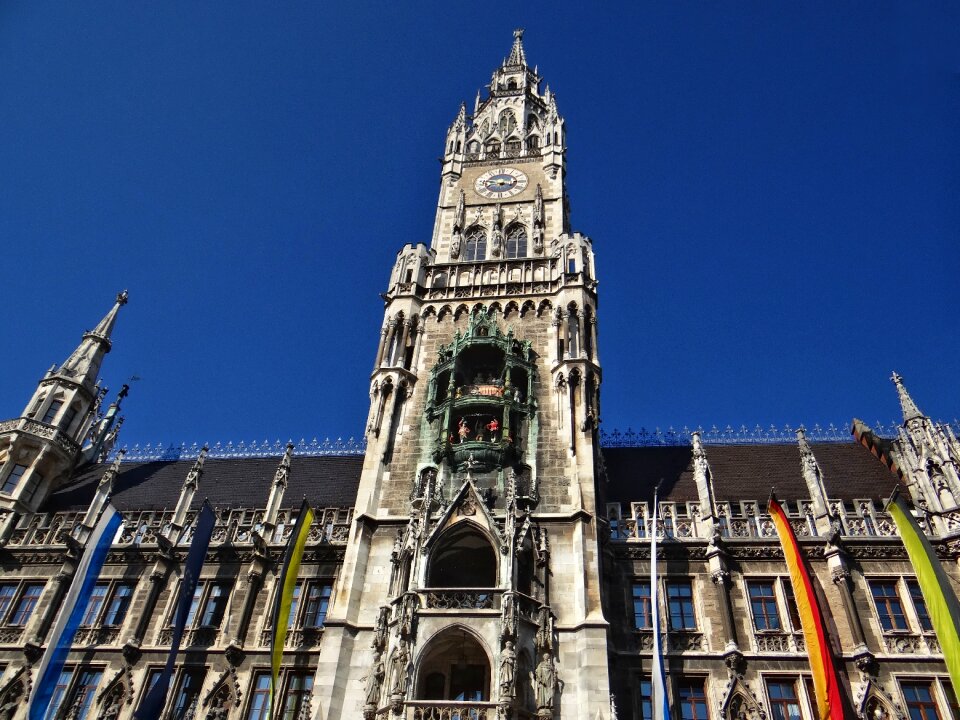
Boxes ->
[831,565,869,655]
[131,567,169,646]
[235,568,265,645]
[711,568,740,654]
[576,311,585,359]
[30,569,71,646]
[395,320,412,368]
[560,312,570,359]
[373,325,389,369]
[589,316,599,363]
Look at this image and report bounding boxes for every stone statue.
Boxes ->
[532,652,557,711]
[390,640,411,696]
[373,605,390,651]
[500,592,516,639]
[499,641,517,697]
[399,593,418,638]
[365,651,385,707]
[101,688,124,720]
[451,231,462,259]
[492,226,504,257]
[0,681,24,720]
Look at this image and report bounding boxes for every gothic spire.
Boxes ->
[891,371,924,423]
[59,290,129,380]
[506,28,527,67]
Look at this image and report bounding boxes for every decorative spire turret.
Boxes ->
[169,445,208,535]
[505,28,527,67]
[263,442,294,531]
[77,449,125,541]
[892,371,924,423]
[0,292,130,513]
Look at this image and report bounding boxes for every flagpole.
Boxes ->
[650,481,669,720]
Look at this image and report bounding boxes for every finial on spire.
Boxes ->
[506,28,527,67]
[891,371,924,423]
[116,289,129,306]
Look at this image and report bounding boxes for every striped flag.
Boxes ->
[886,491,960,690]
[29,504,124,720]
[768,495,849,720]
[650,490,670,720]
[135,501,216,720]
[269,499,315,718]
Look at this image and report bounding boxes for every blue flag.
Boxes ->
[29,504,123,720]
[134,501,216,720]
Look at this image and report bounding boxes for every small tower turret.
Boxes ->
[0,291,128,513]
[891,372,960,535]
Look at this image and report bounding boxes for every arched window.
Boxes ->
[485,140,500,158]
[507,78,518,90]
[498,110,517,136]
[505,224,527,259]
[416,629,490,701]
[463,227,486,262]
[527,134,540,150]
[427,524,497,587]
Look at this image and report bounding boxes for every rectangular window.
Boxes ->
[48,668,75,720]
[1,465,28,495]
[172,668,206,720]
[678,678,709,720]
[632,583,653,629]
[902,682,942,720]
[748,581,782,631]
[907,579,933,632]
[41,400,63,425]
[667,581,696,630]
[287,584,302,630]
[47,667,103,720]
[184,585,204,627]
[639,679,653,720]
[104,583,134,626]
[805,679,820,720]
[0,585,16,621]
[281,672,314,720]
[783,582,802,632]
[10,583,44,626]
[247,673,271,720]
[81,584,110,626]
[767,679,804,720]
[72,669,103,720]
[200,583,228,627]
[871,581,908,631]
[302,583,332,628]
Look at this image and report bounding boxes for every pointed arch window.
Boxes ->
[505,224,527,259]
[463,227,487,262]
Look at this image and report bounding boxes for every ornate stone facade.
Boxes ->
[0,29,957,720]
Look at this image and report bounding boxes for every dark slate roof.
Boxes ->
[44,456,365,512]
[604,440,898,505]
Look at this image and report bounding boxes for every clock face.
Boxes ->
[474,167,528,199]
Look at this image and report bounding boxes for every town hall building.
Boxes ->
[1,30,958,720]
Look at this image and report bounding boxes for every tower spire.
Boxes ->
[59,290,129,382]
[891,371,924,423]
[506,28,527,67]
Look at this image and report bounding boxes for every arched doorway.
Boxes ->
[427,524,497,588]
[416,628,491,701]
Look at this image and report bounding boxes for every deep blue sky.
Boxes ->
[2,3,958,447]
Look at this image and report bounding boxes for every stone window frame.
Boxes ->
[759,674,819,720]
[867,576,931,636]
[79,579,136,629]
[896,677,959,720]
[48,664,106,720]
[742,575,802,635]
[0,579,46,627]
[245,668,314,720]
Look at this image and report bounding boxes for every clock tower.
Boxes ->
[314,30,611,719]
